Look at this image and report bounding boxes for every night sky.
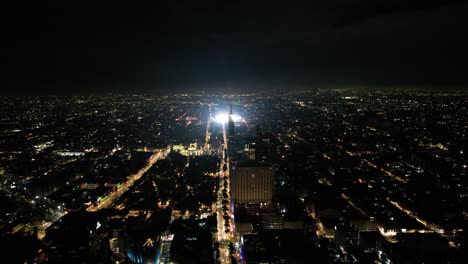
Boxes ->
[3,1,468,95]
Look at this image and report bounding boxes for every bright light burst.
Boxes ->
[214,113,242,124]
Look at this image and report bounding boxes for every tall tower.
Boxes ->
[228,105,235,138]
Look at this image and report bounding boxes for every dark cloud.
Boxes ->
[2,1,467,95]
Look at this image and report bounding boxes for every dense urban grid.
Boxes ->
[0,88,467,263]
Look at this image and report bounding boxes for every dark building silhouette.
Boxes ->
[44,211,110,263]
[228,105,235,139]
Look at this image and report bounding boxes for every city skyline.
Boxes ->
[0,90,467,263]
[1,2,468,263]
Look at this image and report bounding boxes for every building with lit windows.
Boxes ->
[231,165,274,204]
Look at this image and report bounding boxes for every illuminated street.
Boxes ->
[216,122,231,264]
[86,146,171,212]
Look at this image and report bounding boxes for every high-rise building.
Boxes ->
[156,233,174,264]
[244,142,256,160]
[262,213,285,229]
[45,211,110,263]
[231,165,274,203]
[228,105,235,139]
[350,217,377,233]
[254,132,282,164]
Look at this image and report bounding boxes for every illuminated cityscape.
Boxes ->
[2,1,468,263]
[0,89,466,263]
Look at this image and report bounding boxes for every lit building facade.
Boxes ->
[231,165,274,203]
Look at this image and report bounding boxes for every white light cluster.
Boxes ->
[214,113,242,124]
